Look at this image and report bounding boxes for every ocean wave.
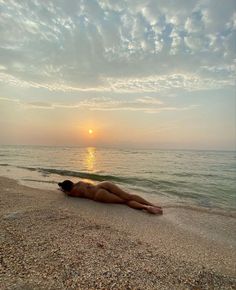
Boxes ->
[21,178,58,184]
[173,172,218,178]
[164,189,204,200]
[16,165,178,190]
[163,204,236,218]
[19,166,131,182]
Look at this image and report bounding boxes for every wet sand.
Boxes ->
[1,176,236,289]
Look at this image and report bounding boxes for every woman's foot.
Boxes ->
[154,205,162,210]
[147,206,163,215]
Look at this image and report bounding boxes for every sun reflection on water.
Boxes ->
[84,147,96,171]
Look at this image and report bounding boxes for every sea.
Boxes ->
[0,145,235,212]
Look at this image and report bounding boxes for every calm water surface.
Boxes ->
[0,145,235,211]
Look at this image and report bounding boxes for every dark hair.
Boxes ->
[58,180,74,192]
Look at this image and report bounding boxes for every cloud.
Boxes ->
[0,0,235,93]
[0,71,234,94]
[0,94,197,114]
[24,101,53,109]
[105,73,234,92]
[0,96,19,103]
[17,96,197,114]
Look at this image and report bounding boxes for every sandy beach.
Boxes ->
[1,176,236,289]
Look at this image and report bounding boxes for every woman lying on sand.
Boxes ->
[58,180,163,215]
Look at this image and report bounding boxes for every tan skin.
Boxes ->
[60,180,163,215]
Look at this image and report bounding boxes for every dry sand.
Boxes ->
[0,176,236,289]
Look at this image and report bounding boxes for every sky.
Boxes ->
[0,0,235,150]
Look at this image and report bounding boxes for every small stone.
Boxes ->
[97,242,104,248]
[3,212,21,220]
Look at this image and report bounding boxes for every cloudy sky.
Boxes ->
[0,0,235,149]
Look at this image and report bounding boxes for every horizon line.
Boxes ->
[0,143,235,152]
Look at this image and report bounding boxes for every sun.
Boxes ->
[88,129,93,135]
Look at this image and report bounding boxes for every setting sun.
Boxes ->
[88,129,93,135]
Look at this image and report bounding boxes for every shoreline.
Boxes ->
[1,176,236,289]
[1,151,236,213]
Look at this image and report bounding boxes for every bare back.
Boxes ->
[70,181,97,199]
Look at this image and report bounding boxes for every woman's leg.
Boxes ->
[94,188,162,214]
[126,201,163,215]
[94,189,162,214]
[94,188,125,204]
[98,182,161,207]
